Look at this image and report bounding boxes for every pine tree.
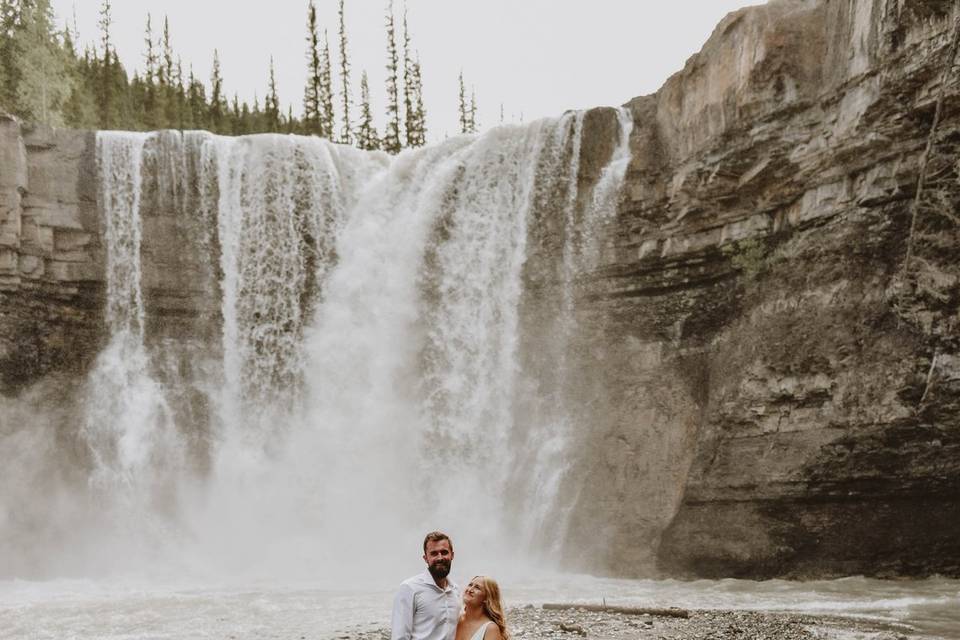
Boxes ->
[382,0,401,154]
[0,3,10,112]
[303,0,321,136]
[106,48,133,129]
[161,15,177,127]
[209,48,224,132]
[173,58,185,129]
[356,70,380,151]
[469,88,477,133]
[337,0,352,144]
[406,53,426,147]
[97,0,114,128]
[231,93,242,135]
[239,100,251,135]
[142,14,160,128]
[319,30,334,138]
[402,3,426,147]
[178,62,194,129]
[62,45,98,128]
[187,66,207,130]
[251,92,264,132]
[265,56,280,132]
[458,70,469,134]
[4,0,72,125]
[286,104,295,134]
[0,0,20,113]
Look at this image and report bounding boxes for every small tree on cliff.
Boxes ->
[264,56,280,132]
[303,0,322,136]
[468,87,477,133]
[187,65,207,130]
[96,0,114,128]
[402,4,426,147]
[161,16,179,128]
[382,0,401,154]
[337,0,352,144]
[356,70,380,151]
[319,30,335,139]
[457,70,468,134]
[209,49,224,132]
[141,14,161,128]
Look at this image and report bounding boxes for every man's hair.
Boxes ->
[423,531,453,553]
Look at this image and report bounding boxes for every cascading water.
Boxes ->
[79,132,184,570]
[3,112,632,581]
[582,107,635,270]
[207,135,369,434]
[505,108,636,560]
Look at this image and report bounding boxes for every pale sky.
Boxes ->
[51,1,755,139]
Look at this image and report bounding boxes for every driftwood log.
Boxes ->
[542,603,690,619]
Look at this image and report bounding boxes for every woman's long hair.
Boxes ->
[475,575,510,640]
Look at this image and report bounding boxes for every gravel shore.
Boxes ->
[505,606,911,639]
[346,606,915,640]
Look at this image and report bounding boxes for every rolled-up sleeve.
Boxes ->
[391,584,415,640]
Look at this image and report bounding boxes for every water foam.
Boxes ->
[4,113,630,581]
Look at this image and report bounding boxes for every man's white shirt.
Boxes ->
[391,570,461,640]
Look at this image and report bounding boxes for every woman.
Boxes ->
[456,575,509,640]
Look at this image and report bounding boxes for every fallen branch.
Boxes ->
[542,603,690,619]
[919,349,940,407]
[903,6,960,272]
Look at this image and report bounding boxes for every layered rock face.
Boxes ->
[558,0,960,578]
[0,119,101,392]
[2,0,959,580]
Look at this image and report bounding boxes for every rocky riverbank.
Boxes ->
[347,606,915,640]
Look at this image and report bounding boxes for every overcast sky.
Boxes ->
[51,1,755,139]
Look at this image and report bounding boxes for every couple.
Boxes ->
[391,531,509,640]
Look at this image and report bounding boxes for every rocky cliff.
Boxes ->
[556,0,960,578]
[0,118,101,392]
[2,0,958,579]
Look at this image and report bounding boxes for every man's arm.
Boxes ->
[390,584,415,640]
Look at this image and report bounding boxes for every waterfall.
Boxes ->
[100,132,148,337]
[510,108,635,559]
[6,111,632,580]
[582,107,635,270]
[77,133,184,571]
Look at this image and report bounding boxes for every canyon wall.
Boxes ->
[557,0,960,578]
[2,0,959,579]
[0,119,100,393]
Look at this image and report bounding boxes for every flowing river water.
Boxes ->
[2,574,958,639]
[1,115,959,638]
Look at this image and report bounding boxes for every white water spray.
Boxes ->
[7,112,633,581]
[77,133,184,572]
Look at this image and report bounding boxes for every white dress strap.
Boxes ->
[470,621,493,640]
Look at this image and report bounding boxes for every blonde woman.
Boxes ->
[455,575,509,640]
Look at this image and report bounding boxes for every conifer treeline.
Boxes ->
[0,0,478,150]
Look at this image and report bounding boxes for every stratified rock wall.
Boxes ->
[0,118,101,392]
[557,0,960,578]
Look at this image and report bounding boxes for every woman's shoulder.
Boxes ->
[481,620,502,640]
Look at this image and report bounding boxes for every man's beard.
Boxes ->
[428,560,451,580]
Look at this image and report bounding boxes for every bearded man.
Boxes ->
[391,531,460,640]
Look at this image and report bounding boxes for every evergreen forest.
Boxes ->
[0,0,481,150]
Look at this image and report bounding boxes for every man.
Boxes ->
[391,531,461,640]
